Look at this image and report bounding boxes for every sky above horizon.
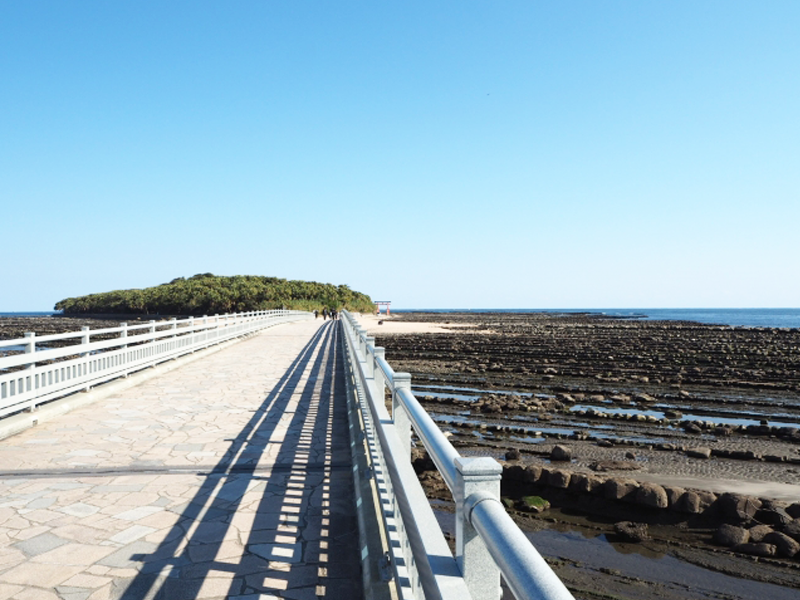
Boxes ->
[2,2,798,310]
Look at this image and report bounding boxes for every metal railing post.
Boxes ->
[392,373,412,458]
[455,457,503,600]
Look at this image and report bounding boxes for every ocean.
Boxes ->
[3,309,800,329]
[390,308,800,329]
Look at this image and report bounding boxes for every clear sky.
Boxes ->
[2,1,798,310]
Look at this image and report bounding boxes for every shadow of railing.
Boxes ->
[119,320,361,599]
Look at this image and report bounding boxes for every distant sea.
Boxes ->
[3,309,800,329]
[0,312,61,317]
[391,308,800,329]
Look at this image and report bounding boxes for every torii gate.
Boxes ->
[374,301,391,315]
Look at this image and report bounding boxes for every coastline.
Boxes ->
[358,310,800,598]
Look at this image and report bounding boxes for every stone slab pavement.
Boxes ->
[0,319,362,600]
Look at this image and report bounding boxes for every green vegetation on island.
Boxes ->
[54,274,374,316]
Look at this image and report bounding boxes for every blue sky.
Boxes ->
[2,1,798,310]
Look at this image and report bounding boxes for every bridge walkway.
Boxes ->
[0,319,361,600]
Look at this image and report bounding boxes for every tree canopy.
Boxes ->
[54,274,374,315]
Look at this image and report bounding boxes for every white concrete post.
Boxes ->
[120,323,128,378]
[81,326,91,391]
[170,318,177,339]
[373,347,386,406]
[364,337,375,378]
[392,372,412,458]
[24,333,36,406]
[188,317,195,350]
[455,457,503,600]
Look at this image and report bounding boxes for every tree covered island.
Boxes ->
[54,274,374,315]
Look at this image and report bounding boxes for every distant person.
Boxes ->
[322,308,329,320]
[313,309,319,319]
[331,308,337,320]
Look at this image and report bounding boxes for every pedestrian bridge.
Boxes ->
[0,311,573,600]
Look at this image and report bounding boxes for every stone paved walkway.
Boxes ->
[0,320,362,600]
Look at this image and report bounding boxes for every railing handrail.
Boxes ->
[0,310,311,418]
[341,310,575,600]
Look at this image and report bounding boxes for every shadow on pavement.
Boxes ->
[118,320,362,599]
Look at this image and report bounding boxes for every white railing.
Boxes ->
[341,310,575,600]
[0,310,311,418]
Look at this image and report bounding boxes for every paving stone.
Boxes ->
[0,320,361,599]
[12,531,69,557]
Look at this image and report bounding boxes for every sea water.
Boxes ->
[392,308,800,328]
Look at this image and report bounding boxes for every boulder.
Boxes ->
[522,464,542,483]
[635,483,669,509]
[733,542,777,557]
[686,447,712,459]
[782,519,800,542]
[786,503,800,519]
[570,473,604,494]
[664,486,686,510]
[756,507,793,527]
[614,521,650,542]
[747,524,774,543]
[604,478,638,502]
[679,490,716,514]
[729,450,758,461]
[762,531,800,558]
[547,469,571,489]
[503,464,526,482]
[590,461,641,472]
[550,445,572,462]
[716,493,762,523]
[505,448,521,461]
[516,495,550,513]
[714,524,750,547]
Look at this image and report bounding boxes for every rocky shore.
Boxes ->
[372,312,800,599]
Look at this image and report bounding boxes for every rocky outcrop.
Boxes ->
[614,521,649,542]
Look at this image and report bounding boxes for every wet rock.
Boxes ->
[714,524,750,547]
[505,448,521,461]
[729,450,758,461]
[589,461,641,472]
[516,495,550,513]
[624,451,637,460]
[756,507,793,527]
[733,542,776,557]
[683,422,702,434]
[614,521,650,542]
[633,393,656,403]
[782,519,800,542]
[747,524,774,543]
[635,483,668,509]
[686,447,712,459]
[604,478,638,502]
[716,493,762,523]
[786,503,800,519]
[762,531,800,558]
